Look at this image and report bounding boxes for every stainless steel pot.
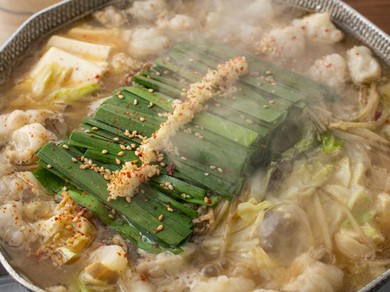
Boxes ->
[0,0,389,291]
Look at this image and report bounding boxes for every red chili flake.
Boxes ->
[165,162,176,175]
[375,111,382,120]
[139,274,147,281]
[95,74,100,79]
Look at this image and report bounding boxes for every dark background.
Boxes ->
[344,0,390,34]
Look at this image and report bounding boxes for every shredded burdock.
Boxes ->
[107,56,248,201]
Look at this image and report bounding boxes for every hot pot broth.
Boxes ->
[1,0,390,291]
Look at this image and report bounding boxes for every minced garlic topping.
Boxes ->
[107,162,160,200]
[107,56,248,201]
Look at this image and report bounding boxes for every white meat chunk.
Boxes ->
[346,46,381,84]
[210,0,273,24]
[244,0,274,21]
[127,27,170,59]
[283,253,343,292]
[0,172,43,204]
[0,202,34,247]
[308,54,349,89]
[0,174,26,203]
[136,252,187,278]
[94,6,127,28]
[191,276,256,292]
[110,52,143,73]
[292,12,344,44]
[6,123,56,165]
[0,109,64,144]
[206,10,263,45]
[157,14,199,33]
[205,0,271,45]
[127,0,168,22]
[136,244,196,278]
[259,26,305,59]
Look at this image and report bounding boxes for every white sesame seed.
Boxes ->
[204,172,209,176]
[92,127,98,131]
[139,117,146,122]
[62,144,69,150]
[158,214,164,221]
[217,168,223,173]
[210,165,216,169]
[133,99,138,105]
[71,157,78,163]
[118,94,124,99]
[47,164,52,169]
[113,137,120,142]
[131,143,136,149]
[120,145,126,150]
[115,159,121,165]
[148,88,154,93]
[155,224,164,233]
[102,149,108,154]
[117,151,125,156]
[181,156,187,161]
[108,214,115,219]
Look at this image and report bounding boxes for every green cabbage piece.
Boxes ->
[49,83,99,103]
[31,63,72,96]
[319,132,343,155]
